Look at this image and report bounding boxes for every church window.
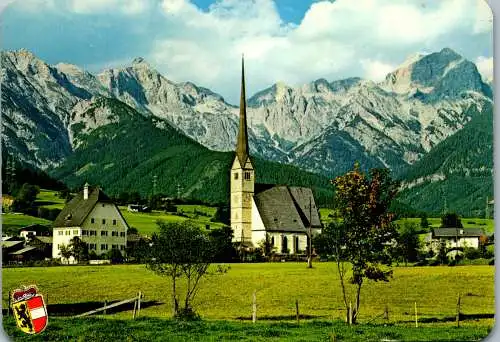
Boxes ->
[244,172,251,180]
[234,173,239,180]
[271,236,274,246]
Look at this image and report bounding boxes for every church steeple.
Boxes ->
[236,55,249,166]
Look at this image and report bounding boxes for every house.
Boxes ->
[9,246,45,263]
[28,236,53,259]
[2,240,24,263]
[425,228,485,257]
[230,57,322,254]
[19,224,51,241]
[127,204,150,213]
[52,183,129,263]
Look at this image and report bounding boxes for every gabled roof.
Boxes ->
[432,228,484,238]
[9,246,37,255]
[53,186,112,227]
[253,185,322,233]
[2,240,24,249]
[33,236,53,244]
[19,224,50,233]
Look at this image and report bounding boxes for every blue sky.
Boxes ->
[1,0,493,104]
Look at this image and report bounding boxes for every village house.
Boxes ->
[52,183,129,263]
[230,58,322,254]
[425,227,486,257]
[19,224,51,241]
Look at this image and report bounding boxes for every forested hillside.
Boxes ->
[51,98,334,206]
[396,104,493,216]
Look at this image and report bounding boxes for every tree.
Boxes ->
[69,237,89,263]
[13,183,40,212]
[395,221,421,266]
[145,220,218,319]
[325,164,399,324]
[258,233,276,257]
[59,244,72,264]
[208,226,237,262]
[420,213,430,229]
[107,249,124,264]
[441,212,463,228]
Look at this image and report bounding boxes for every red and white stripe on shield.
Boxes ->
[27,295,48,333]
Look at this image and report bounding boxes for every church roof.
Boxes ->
[235,56,250,166]
[53,186,112,227]
[253,185,322,233]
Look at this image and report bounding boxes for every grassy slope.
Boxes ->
[2,190,225,236]
[2,264,493,327]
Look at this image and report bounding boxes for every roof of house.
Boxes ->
[53,186,112,227]
[253,185,322,233]
[9,246,37,255]
[33,236,53,244]
[19,224,50,232]
[2,240,24,248]
[432,228,485,238]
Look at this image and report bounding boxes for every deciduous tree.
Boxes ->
[321,164,399,324]
[145,220,220,319]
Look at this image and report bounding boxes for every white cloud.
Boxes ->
[148,0,491,103]
[476,56,493,82]
[69,0,148,15]
[360,59,395,82]
[6,0,491,103]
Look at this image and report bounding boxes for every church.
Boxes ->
[230,58,322,254]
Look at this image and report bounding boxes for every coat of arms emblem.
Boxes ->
[11,286,48,334]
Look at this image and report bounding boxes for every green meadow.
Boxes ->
[2,263,494,341]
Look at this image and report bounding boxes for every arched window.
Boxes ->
[281,235,288,254]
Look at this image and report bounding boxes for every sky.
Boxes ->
[1,0,494,105]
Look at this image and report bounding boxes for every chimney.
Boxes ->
[84,183,89,200]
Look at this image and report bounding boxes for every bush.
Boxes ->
[464,247,481,260]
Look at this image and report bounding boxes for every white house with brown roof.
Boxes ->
[230,58,322,253]
[52,184,129,263]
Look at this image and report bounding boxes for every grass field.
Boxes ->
[34,189,66,210]
[119,206,224,236]
[2,316,492,341]
[1,213,52,232]
[2,263,494,327]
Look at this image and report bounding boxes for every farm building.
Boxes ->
[52,183,129,263]
[425,228,486,257]
[19,224,51,241]
[230,58,322,253]
[28,236,53,259]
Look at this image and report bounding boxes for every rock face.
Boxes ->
[1,48,492,177]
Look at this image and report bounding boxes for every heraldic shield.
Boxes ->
[11,286,48,334]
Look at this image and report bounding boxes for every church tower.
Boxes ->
[231,56,255,246]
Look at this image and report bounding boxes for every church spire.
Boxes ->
[236,55,249,166]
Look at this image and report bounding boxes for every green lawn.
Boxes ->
[119,206,224,236]
[35,189,66,210]
[1,213,52,235]
[2,316,492,342]
[2,263,494,329]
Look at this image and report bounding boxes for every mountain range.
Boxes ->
[1,48,493,214]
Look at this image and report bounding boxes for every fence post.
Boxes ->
[295,299,300,324]
[414,302,418,328]
[133,297,138,319]
[252,290,257,323]
[384,304,389,322]
[7,291,11,317]
[456,293,461,328]
[137,291,142,317]
[349,301,353,325]
[104,299,107,315]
